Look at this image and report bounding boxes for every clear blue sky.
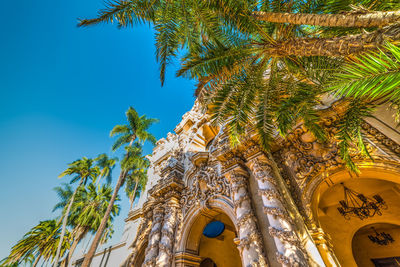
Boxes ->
[0,0,195,261]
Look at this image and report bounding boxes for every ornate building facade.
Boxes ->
[78,100,400,267]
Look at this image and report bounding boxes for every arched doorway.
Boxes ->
[200,258,217,267]
[352,223,400,267]
[310,168,400,266]
[197,213,240,267]
[177,204,242,267]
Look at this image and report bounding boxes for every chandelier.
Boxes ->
[337,183,387,220]
[368,227,394,245]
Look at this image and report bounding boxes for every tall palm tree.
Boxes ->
[95,153,118,185]
[53,182,120,266]
[77,0,400,168]
[125,167,148,210]
[53,157,100,267]
[81,107,157,267]
[3,220,71,267]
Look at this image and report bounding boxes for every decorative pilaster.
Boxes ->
[145,159,184,267]
[143,205,164,267]
[228,166,268,267]
[156,196,180,266]
[126,206,153,266]
[248,158,308,267]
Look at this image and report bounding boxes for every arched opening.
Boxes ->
[180,207,242,267]
[352,223,400,267]
[200,258,217,267]
[310,169,400,266]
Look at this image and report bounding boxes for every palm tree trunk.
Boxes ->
[81,170,127,267]
[253,10,400,27]
[33,254,42,267]
[64,237,80,266]
[129,179,139,210]
[67,227,87,264]
[262,23,400,57]
[53,180,84,267]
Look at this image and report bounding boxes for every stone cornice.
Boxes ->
[362,121,400,157]
[148,176,184,199]
[125,208,143,222]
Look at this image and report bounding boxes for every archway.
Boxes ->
[200,258,217,267]
[310,167,400,266]
[177,201,242,267]
[352,223,400,267]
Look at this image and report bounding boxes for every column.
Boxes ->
[126,207,153,266]
[229,167,268,267]
[143,205,164,267]
[156,197,180,267]
[248,158,308,267]
[310,228,340,267]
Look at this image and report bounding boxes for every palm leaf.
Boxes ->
[330,42,400,104]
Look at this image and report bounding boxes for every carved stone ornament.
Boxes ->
[361,121,400,157]
[282,116,400,192]
[181,163,231,214]
[281,116,342,188]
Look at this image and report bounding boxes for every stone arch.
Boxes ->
[307,160,400,224]
[177,196,237,252]
[175,196,241,267]
[306,161,400,266]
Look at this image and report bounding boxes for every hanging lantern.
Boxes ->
[337,183,387,220]
[368,227,394,245]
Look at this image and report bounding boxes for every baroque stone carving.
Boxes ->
[282,116,342,188]
[181,164,231,213]
[247,157,309,267]
[228,168,269,267]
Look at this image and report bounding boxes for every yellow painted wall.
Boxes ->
[352,224,400,267]
[198,228,241,267]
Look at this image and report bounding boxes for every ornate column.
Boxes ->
[125,204,153,266]
[156,195,181,266]
[148,159,184,266]
[143,205,164,266]
[228,166,268,267]
[309,228,340,267]
[248,157,308,267]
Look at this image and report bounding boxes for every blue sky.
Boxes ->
[0,0,195,261]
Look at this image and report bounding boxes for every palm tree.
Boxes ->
[78,0,400,75]
[95,153,118,185]
[125,167,148,210]
[53,157,100,267]
[77,0,400,164]
[3,220,71,267]
[53,182,120,266]
[81,107,157,267]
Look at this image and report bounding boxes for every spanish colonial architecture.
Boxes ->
[74,100,400,267]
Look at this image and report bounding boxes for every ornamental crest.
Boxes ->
[181,163,231,214]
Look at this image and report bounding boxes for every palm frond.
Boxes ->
[78,0,157,27]
[330,42,400,104]
[337,100,374,172]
